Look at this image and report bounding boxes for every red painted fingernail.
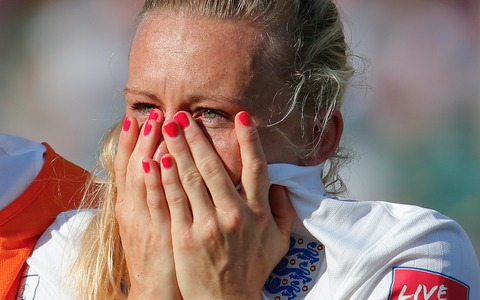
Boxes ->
[174,111,190,129]
[148,109,159,121]
[142,160,150,173]
[238,111,251,126]
[164,122,179,138]
[144,121,152,136]
[161,156,172,169]
[123,117,131,131]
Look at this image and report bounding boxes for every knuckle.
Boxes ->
[244,127,258,142]
[145,179,161,191]
[200,220,222,241]
[248,159,267,176]
[181,169,203,189]
[223,208,244,233]
[178,229,196,249]
[185,127,204,145]
[146,197,163,209]
[165,189,186,206]
[199,157,222,178]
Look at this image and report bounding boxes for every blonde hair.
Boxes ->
[75,0,354,298]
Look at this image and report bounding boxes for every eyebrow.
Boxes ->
[124,87,251,107]
[124,87,160,102]
[188,94,250,107]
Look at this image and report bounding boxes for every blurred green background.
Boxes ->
[1,0,479,259]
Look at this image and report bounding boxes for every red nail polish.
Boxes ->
[238,111,251,126]
[123,117,131,132]
[164,122,179,138]
[142,161,150,173]
[174,112,190,129]
[144,121,152,136]
[148,110,159,121]
[161,156,172,169]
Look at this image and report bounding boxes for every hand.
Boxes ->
[114,110,181,299]
[160,111,296,299]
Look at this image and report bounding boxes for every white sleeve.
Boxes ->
[0,133,46,210]
[365,208,480,300]
[315,201,480,300]
[18,210,96,300]
[295,199,480,300]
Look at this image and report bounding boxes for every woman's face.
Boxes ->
[125,11,303,184]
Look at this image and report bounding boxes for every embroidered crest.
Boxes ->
[264,235,323,300]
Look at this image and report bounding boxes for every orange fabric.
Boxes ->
[0,143,90,300]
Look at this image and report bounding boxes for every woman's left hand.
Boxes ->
[158,111,296,300]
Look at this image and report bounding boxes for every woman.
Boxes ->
[21,0,479,299]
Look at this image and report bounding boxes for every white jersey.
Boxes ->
[0,133,46,210]
[20,164,480,300]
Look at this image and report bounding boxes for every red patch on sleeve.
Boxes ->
[388,267,469,300]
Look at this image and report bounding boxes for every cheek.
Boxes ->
[208,130,242,184]
[258,127,300,164]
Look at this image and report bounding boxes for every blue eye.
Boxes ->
[131,102,157,115]
[202,109,219,119]
[194,108,231,127]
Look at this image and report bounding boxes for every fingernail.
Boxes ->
[123,117,131,132]
[148,109,159,121]
[164,122,179,138]
[174,111,190,129]
[161,156,172,169]
[144,121,152,136]
[238,111,251,126]
[142,160,150,173]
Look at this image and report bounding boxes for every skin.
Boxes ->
[124,11,304,178]
[114,10,343,300]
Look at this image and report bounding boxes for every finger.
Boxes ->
[172,112,238,212]
[124,109,164,215]
[162,119,215,218]
[142,158,169,228]
[160,154,193,231]
[269,185,295,236]
[235,111,270,210]
[114,116,140,203]
[136,109,165,159]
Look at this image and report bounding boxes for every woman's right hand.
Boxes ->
[114,109,181,299]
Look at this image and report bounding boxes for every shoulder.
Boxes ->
[316,199,480,299]
[19,209,98,299]
[358,200,475,258]
[376,202,480,300]
[318,198,473,249]
[31,209,97,261]
[47,209,97,235]
[27,209,97,254]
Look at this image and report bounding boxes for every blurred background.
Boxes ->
[1,0,479,258]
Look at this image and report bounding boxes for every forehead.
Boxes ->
[128,12,267,98]
[135,10,261,49]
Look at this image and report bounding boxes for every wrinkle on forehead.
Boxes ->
[136,11,262,56]
[130,11,269,103]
